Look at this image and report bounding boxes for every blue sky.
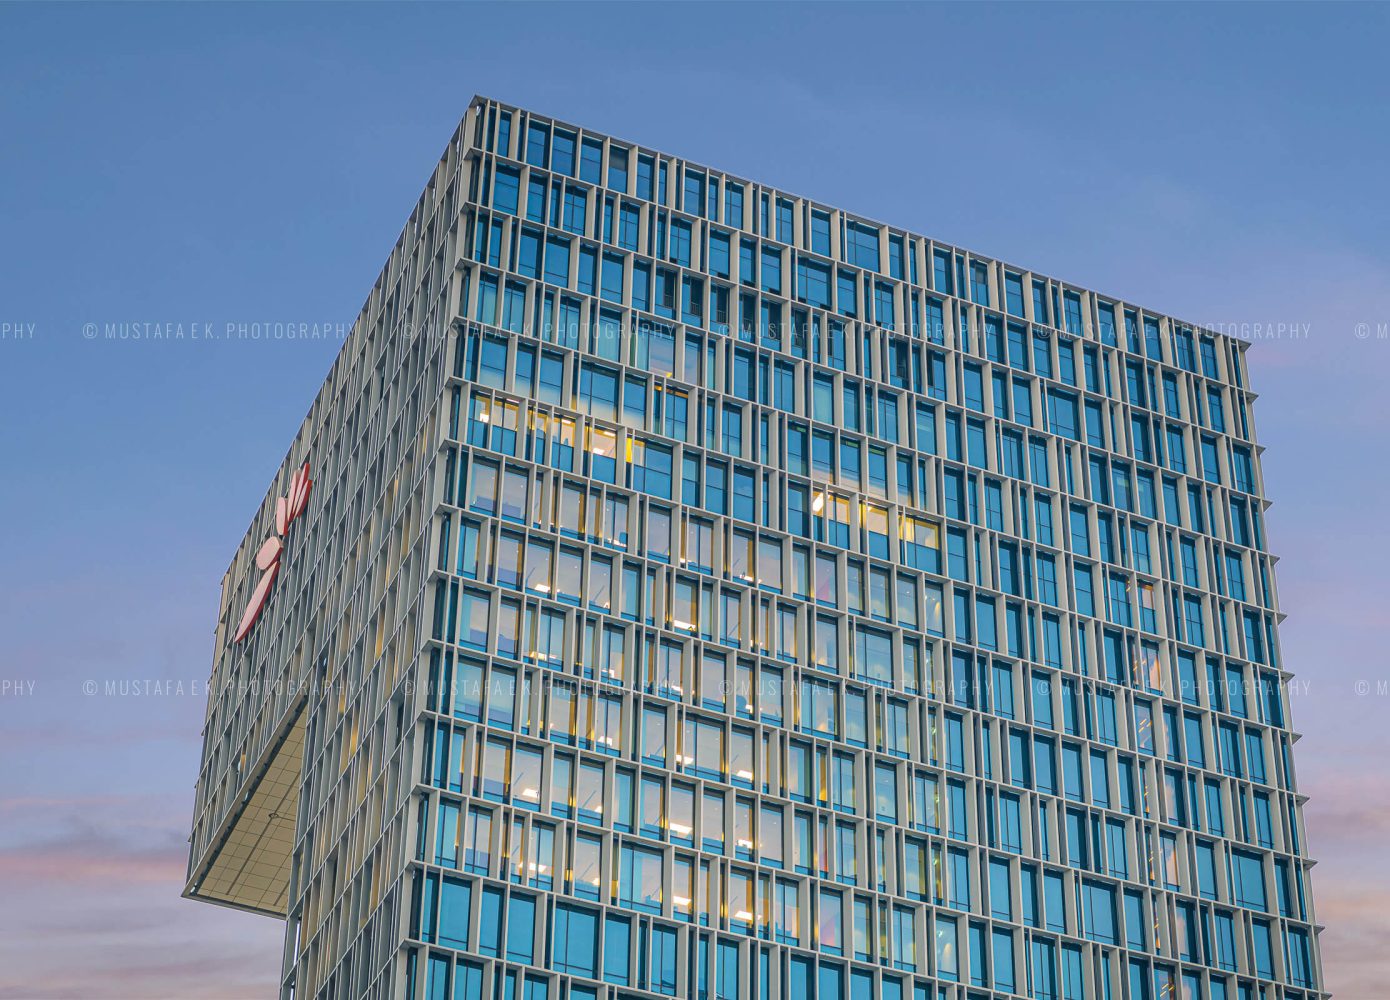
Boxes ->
[1,3,1387,997]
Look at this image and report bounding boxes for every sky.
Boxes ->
[1,2,1387,997]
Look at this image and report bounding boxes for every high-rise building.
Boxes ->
[185,96,1326,1000]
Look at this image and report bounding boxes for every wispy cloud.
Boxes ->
[0,794,279,1000]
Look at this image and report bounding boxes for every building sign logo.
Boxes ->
[232,462,313,643]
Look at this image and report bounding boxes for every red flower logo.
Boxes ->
[232,462,312,643]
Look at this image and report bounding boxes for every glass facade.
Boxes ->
[186,97,1325,1000]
